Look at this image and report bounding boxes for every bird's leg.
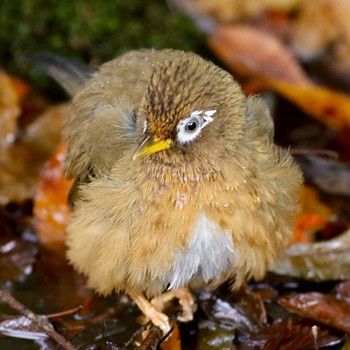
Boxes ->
[151,287,196,322]
[128,292,171,334]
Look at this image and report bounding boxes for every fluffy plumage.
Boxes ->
[48,49,302,330]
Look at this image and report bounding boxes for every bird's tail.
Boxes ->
[26,52,94,96]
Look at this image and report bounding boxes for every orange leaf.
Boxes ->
[33,142,72,244]
[208,25,350,131]
[294,213,328,243]
[160,325,181,350]
[299,186,332,216]
[11,76,30,99]
[293,186,332,243]
[265,79,350,129]
[0,71,22,149]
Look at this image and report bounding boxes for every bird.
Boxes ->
[34,49,302,333]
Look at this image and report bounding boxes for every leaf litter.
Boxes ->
[1,1,350,348]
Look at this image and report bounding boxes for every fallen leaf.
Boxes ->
[195,319,236,350]
[0,104,65,206]
[160,325,181,350]
[23,104,67,156]
[293,212,327,244]
[0,316,50,340]
[262,320,343,350]
[296,155,350,196]
[198,287,266,333]
[176,0,300,23]
[0,144,44,206]
[0,237,37,284]
[292,0,350,67]
[68,318,129,349]
[279,292,350,333]
[0,71,23,152]
[291,0,339,61]
[272,229,350,281]
[293,186,331,243]
[33,142,72,244]
[342,336,350,350]
[264,79,350,129]
[208,25,309,84]
[332,280,350,305]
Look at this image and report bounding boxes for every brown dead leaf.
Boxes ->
[0,104,66,206]
[208,25,309,84]
[262,320,343,350]
[0,71,23,152]
[264,79,350,129]
[0,144,44,206]
[272,229,350,281]
[198,287,266,333]
[185,0,350,134]
[0,235,37,284]
[333,280,350,305]
[23,104,67,156]
[296,155,350,196]
[33,143,72,244]
[0,315,50,340]
[279,292,350,333]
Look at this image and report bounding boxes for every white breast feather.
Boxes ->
[167,213,236,289]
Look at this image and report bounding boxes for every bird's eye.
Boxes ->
[185,118,200,133]
[176,110,215,145]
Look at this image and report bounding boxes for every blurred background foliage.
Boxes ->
[0,0,207,92]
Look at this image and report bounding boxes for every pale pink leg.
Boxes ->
[129,292,171,334]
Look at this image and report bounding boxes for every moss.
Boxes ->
[0,0,206,68]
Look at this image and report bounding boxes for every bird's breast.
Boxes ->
[163,213,236,290]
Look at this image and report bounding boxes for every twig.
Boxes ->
[129,313,179,350]
[47,305,83,319]
[123,322,148,348]
[132,324,163,350]
[312,325,319,350]
[0,289,77,350]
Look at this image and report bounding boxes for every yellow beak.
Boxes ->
[133,135,172,160]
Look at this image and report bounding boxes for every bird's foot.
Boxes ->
[151,287,196,322]
[129,288,196,334]
[129,292,171,334]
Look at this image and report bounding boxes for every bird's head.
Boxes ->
[133,53,247,162]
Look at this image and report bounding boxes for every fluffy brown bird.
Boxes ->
[38,49,302,333]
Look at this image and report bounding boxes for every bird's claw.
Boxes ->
[147,308,171,334]
[130,288,196,335]
[129,292,171,335]
[151,287,196,322]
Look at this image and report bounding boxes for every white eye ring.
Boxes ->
[176,110,216,145]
